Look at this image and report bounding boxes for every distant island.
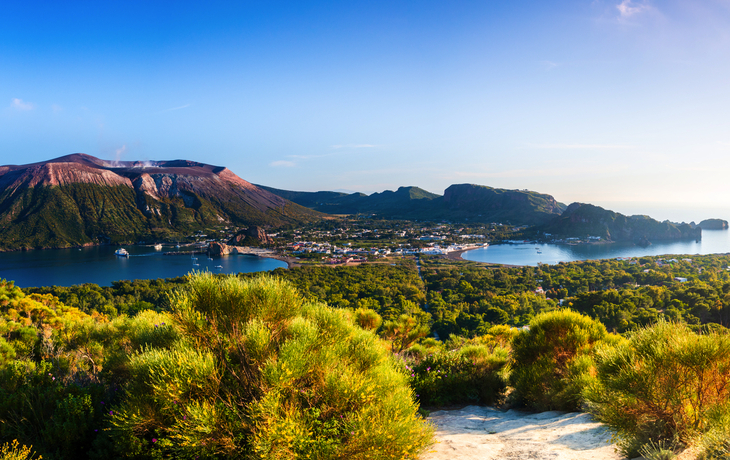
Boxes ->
[698,218,729,230]
[535,203,702,245]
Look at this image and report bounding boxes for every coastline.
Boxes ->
[444,247,525,268]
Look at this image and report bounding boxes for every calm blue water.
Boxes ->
[463,230,730,266]
[0,245,286,287]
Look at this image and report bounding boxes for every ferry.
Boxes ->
[115,248,129,257]
[154,243,163,250]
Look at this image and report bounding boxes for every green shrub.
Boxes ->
[639,440,678,460]
[353,308,382,332]
[0,360,109,460]
[380,315,429,354]
[510,309,610,411]
[586,321,730,457]
[406,342,509,407]
[106,273,433,459]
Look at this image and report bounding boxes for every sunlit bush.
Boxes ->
[510,309,613,411]
[586,321,730,457]
[106,273,432,459]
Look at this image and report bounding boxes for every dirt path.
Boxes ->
[421,406,622,460]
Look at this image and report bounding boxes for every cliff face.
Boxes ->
[538,203,702,243]
[439,184,566,225]
[0,154,320,250]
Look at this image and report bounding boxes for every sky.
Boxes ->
[3,0,730,223]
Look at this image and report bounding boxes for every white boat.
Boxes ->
[215,265,223,269]
[115,248,129,257]
[154,243,163,250]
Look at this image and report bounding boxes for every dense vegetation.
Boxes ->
[8,253,730,458]
[1,274,432,459]
[0,180,321,250]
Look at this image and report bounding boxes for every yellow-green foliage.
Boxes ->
[353,308,382,331]
[510,309,613,411]
[107,272,433,459]
[0,440,40,460]
[586,321,730,455]
[380,314,430,354]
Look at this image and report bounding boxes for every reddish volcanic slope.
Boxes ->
[0,153,321,250]
[0,153,287,213]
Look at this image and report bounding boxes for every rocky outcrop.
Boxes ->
[698,219,729,230]
[538,203,702,243]
[440,184,566,225]
[246,226,273,245]
[228,226,274,246]
[208,242,231,256]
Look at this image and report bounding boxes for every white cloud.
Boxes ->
[526,143,635,150]
[51,104,63,112]
[541,60,559,70]
[157,103,191,114]
[270,160,296,168]
[10,98,35,110]
[331,144,377,149]
[617,0,650,18]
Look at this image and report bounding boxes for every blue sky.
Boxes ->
[3,0,730,222]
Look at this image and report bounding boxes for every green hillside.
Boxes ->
[261,183,566,225]
[537,203,702,242]
[0,183,320,250]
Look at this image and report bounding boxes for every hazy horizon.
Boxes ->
[3,1,730,215]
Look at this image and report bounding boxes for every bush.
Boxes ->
[406,343,509,406]
[106,273,433,459]
[0,360,109,460]
[586,321,730,457]
[510,309,611,411]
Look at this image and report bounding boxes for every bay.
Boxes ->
[0,245,287,287]
[462,229,730,266]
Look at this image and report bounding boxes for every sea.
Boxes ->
[462,229,730,266]
[0,245,286,288]
[3,229,730,287]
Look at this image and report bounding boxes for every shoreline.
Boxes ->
[443,247,525,268]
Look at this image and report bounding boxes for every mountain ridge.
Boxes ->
[0,154,321,250]
[259,183,566,224]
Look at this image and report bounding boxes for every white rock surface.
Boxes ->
[421,406,622,460]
